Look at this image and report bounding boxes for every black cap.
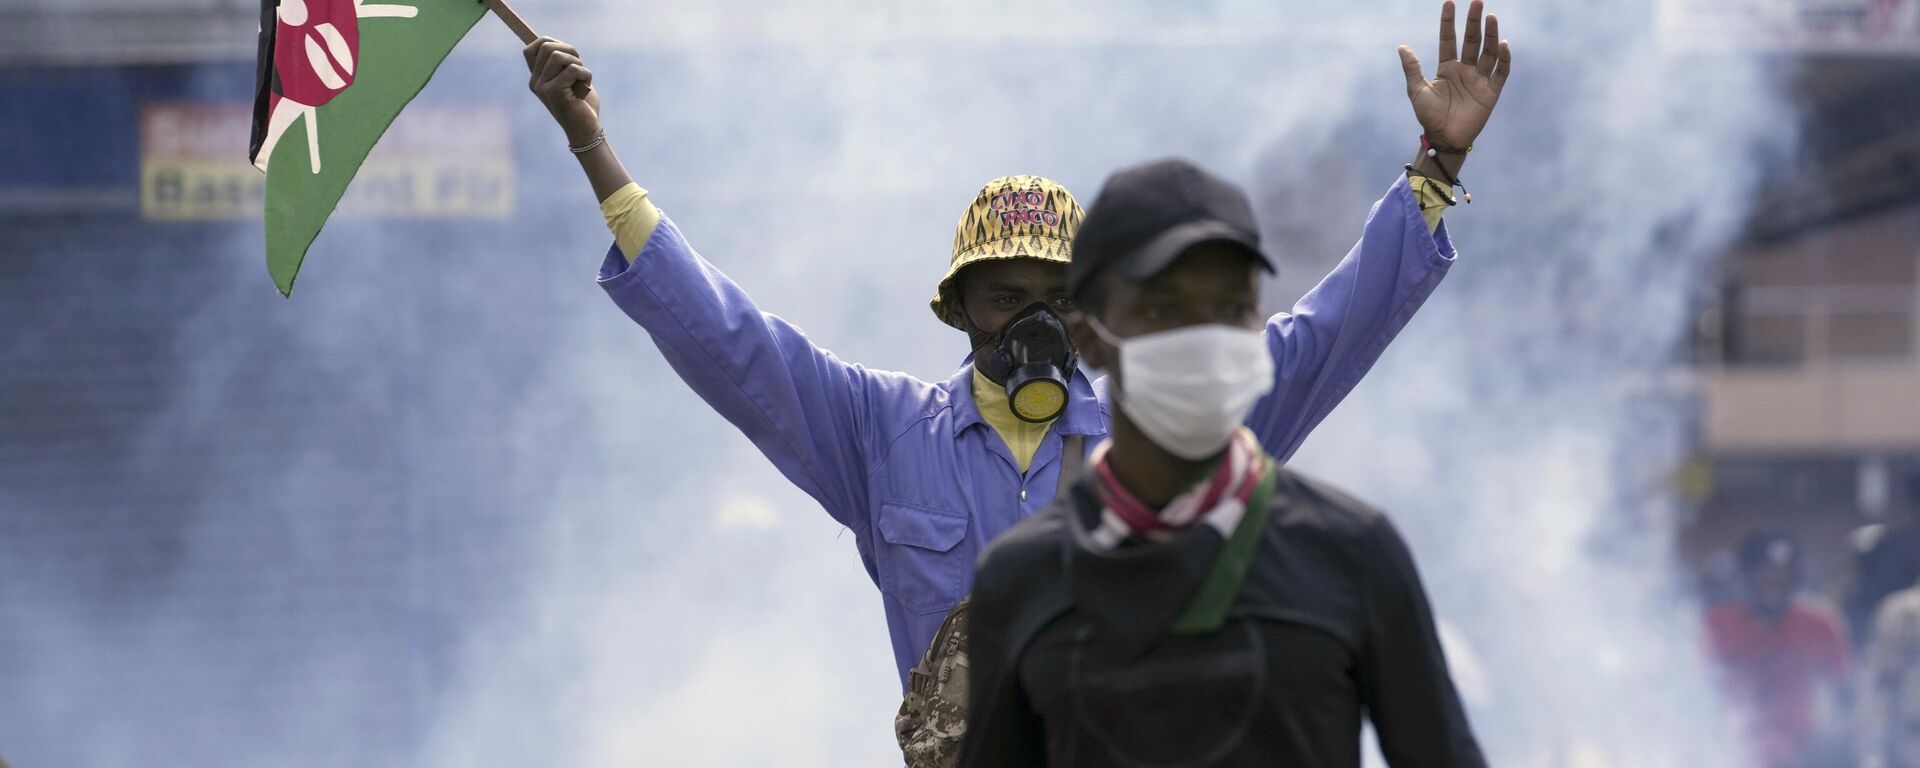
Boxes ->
[1069,158,1274,298]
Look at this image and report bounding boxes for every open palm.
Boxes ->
[1399,0,1511,151]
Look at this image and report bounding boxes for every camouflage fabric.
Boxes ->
[897,595,972,768]
[1861,585,1920,768]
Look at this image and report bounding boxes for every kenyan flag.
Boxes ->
[249,0,486,296]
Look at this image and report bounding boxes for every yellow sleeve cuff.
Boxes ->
[601,182,662,263]
[1409,175,1451,233]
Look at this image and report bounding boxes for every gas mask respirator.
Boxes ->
[973,302,1078,423]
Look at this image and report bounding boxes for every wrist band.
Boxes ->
[1404,171,1453,211]
[568,131,606,155]
[1410,134,1472,205]
[1405,163,1471,206]
[1421,134,1472,155]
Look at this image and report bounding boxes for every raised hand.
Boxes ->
[1397,0,1511,151]
[524,36,602,147]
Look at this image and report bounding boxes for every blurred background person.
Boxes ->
[1705,531,1853,768]
[1859,574,1920,768]
[1849,475,1920,654]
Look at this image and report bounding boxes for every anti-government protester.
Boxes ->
[959,156,1489,767]
[520,0,1511,691]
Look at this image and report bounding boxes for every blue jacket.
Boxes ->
[597,174,1456,686]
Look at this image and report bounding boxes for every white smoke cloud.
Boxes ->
[0,0,1794,766]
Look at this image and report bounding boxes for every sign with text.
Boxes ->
[141,102,514,221]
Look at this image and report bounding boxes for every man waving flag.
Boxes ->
[248,0,486,296]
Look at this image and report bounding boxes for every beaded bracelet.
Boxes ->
[1413,134,1472,205]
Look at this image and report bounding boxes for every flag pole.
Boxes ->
[481,0,538,44]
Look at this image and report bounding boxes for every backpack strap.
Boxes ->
[1056,434,1086,498]
[1168,462,1279,636]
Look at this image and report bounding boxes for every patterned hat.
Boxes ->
[929,175,1084,330]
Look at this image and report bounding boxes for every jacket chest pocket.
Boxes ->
[875,500,971,615]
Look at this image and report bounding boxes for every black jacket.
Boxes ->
[958,466,1486,768]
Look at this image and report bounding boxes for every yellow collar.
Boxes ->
[973,366,1055,473]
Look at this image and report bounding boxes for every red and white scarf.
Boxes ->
[1086,428,1267,551]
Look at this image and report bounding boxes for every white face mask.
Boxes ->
[1089,317,1274,460]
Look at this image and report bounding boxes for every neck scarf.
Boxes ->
[1087,428,1266,551]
